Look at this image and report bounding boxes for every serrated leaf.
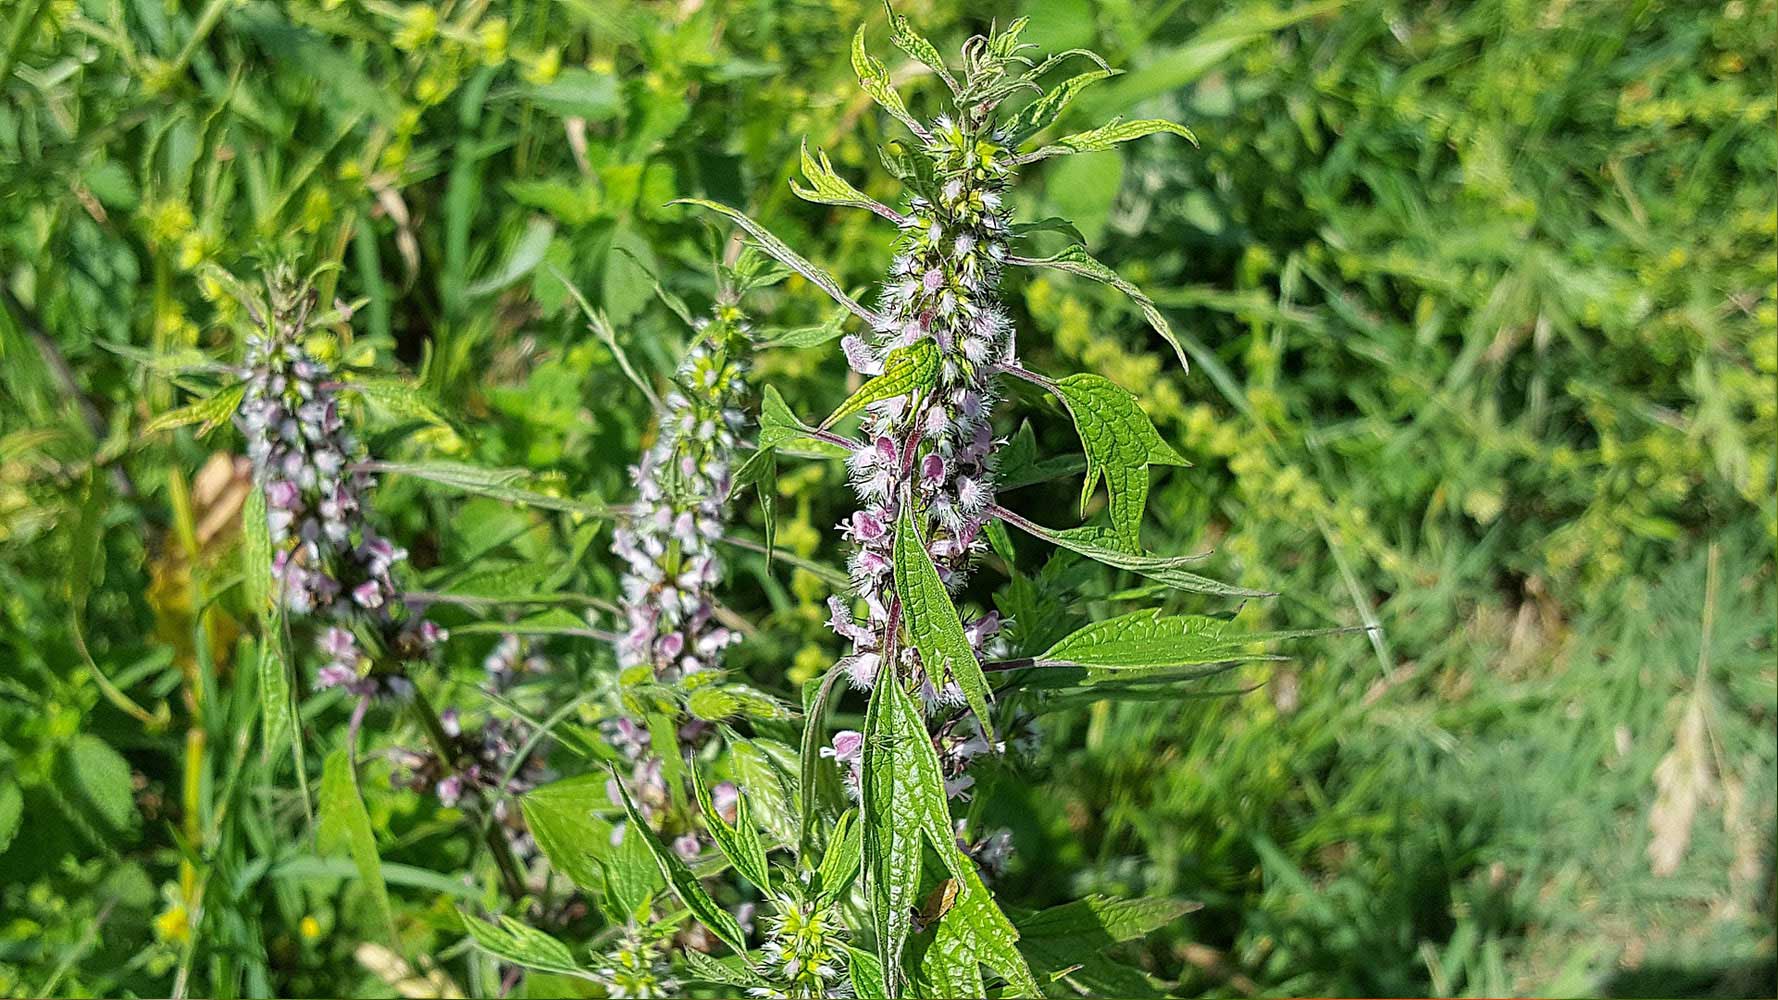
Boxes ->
[861,674,1039,997]
[691,766,771,891]
[996,420,1086,492]
[1020,117,1197,161]
[520,774,623,895]
[792,140,891,218]
[822,339,940,429]
[757,385,834,452]
[732,447,778,563]
[318,750,396,946]
[1007,69,1117,141]
[242,484,272,612]
[816,809,862,903]
[0,781,18,855]
[602,822,665,923]
[682,948,772,990]
[607,763,750,955]
[257,630,292,765]
[460,913,589,977]
[451,608,602,638]
[995,511,1271,599]
[882,2,958,93]
[1038,609,1236,671]
[798,666,848,859]
[853,26,926,136]
[673,199,877,325]
[1011,245,1188,372]
[848,945,890,999]
[350,376,452,429]
[362,460,617,519]
[1011,216,1088,245]
[1052,374,1187,550]
[727,736,801,847]
[144,383,245,437]
[1017,894,1196,944]
[893,504,994,743]
[761,311,849,349]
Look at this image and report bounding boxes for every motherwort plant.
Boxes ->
[467,11,1318,996]
[235,266,443,699]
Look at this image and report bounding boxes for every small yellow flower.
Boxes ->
[153,902,190,944]
[299,915,322,940]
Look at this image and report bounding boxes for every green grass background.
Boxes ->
[0,0,1772,997]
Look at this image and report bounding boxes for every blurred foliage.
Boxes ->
[1,0,1772,997]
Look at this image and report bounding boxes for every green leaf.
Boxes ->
[726,736,802,846]
[601,822,665,923]
[732,447,778,563]
[1011,245,1189,372]
[461,913,591,978]
[529,68,622,120]
[996,511,1271,598]
[681,948,772,990]
[816,809,863,903]
[361,460,617,519]
[798,665,849,859]
[256,631,293,765]
[996,421,1086,492]
[673,199,877,324]
[822,339,940,429]
[1007,69,1117,140]
[1020,116,1197,162]
[451,608,604,638]
[691,766,771,892]
[892,504,995,743]
[1039,609,1239,672]
[1014,896,1196,997]
[847,945,890,999]
[882,1,958,93]
[521,774,623,896]
[761,311,849,348]
[792,140,890,217]
[0,780,22,855]
[757,384,846,454]
[318,749,396,946]
[143,383,244,437]
[860,675,921,994]
[466,217,556,298]
[1052,374,1187,551]
[852,25,926,136]
[349,376,453,429]
[242,483,272,612]
[861,674,1040,997]
[921,912,986,999]
[65,735,135,832]
[607,763,750,955]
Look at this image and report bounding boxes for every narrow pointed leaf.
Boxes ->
[793,140,896,220]
[460,913,589,977]
[1019,117,1197,161]
[607,763,750,955]
[673,199,878,325]
[143,383,245,437]
[1011,245,1189,372]
[691,765,771,892]
[852,25,926,136]
[318,750,397,947]
[992,506,1272,599]
[893,504,995,743]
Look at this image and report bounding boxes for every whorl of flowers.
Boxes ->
[750,874,852,999]
[610,303,752,682]
[237,266,442,696]
[391,707,549,854]
[827,37,1027,703]
[594,924,681,999]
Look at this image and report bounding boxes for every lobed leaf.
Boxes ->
[143,383,244,437]
[882,1,959,94]
[822,339,940,429]
[1019,117,1198,162]
[1038,608,1235,671]
[1053,374,1188,551]
[1006,69,1117,141]
[792,140,896,220]
[852,25,926,136]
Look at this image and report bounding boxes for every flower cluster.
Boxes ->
[391,707,548,852]
[610,306,752,682]
[829,84,1022,705]
[750,874,851,999]
[594,924,681,999]
[237,269,442,696]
